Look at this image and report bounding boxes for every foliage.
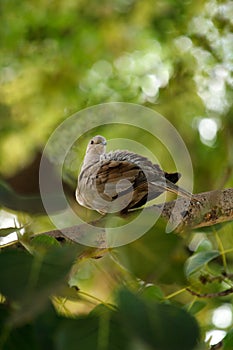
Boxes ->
[1,0,233,349]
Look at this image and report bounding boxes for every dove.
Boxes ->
[76,135,194,214]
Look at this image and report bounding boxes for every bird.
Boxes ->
[76,135,195,214]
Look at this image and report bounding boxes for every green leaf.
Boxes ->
[55,310,130,350]
[32,303,60,350]
[184,250,220,277]
[223,329,233,350]
[0,249,33,301]
[195,239,213,252]
[185,301,206,315]
[0,246,78,326]
[1,324,39,350]
[55,318,99,350]
[0,227,21,237]
[139,285,165,302]
[89,303,113,317]
[118,289,200,350]
[0,303,60,350]
[0,179,67,214]
[30,234,61,251]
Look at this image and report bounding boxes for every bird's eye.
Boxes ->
[90,140,94,144]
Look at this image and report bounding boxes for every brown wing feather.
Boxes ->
[96,160,141,187]
[94,150,187,212]
[95,158,150,210]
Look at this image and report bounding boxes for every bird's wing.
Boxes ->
[96,157,154,212]
[96,150,175,210]
[96,159,143,198]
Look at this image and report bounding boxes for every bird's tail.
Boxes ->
[151,179,195,201]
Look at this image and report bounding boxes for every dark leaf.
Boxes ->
[118,289,200,350]
[55,309,130,350]
[0,302,60,350]
[0,246,78,325]
[223,328,233,350]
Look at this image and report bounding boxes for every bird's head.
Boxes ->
[83,135,107,165]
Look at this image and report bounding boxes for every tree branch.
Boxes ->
[40,188,233,244]
[159,188,233,230]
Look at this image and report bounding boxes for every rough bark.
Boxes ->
[40,188,233,244]
[159,188,233,230]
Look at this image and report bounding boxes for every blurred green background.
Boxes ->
[1,0,233,349]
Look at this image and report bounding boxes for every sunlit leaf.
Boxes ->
[0,227,21,237]
[185,301,206,315]
[185,250,220,277]
[30,234,61,251]
[139,285,165,302]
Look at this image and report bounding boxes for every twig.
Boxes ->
[186,287,233,298]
